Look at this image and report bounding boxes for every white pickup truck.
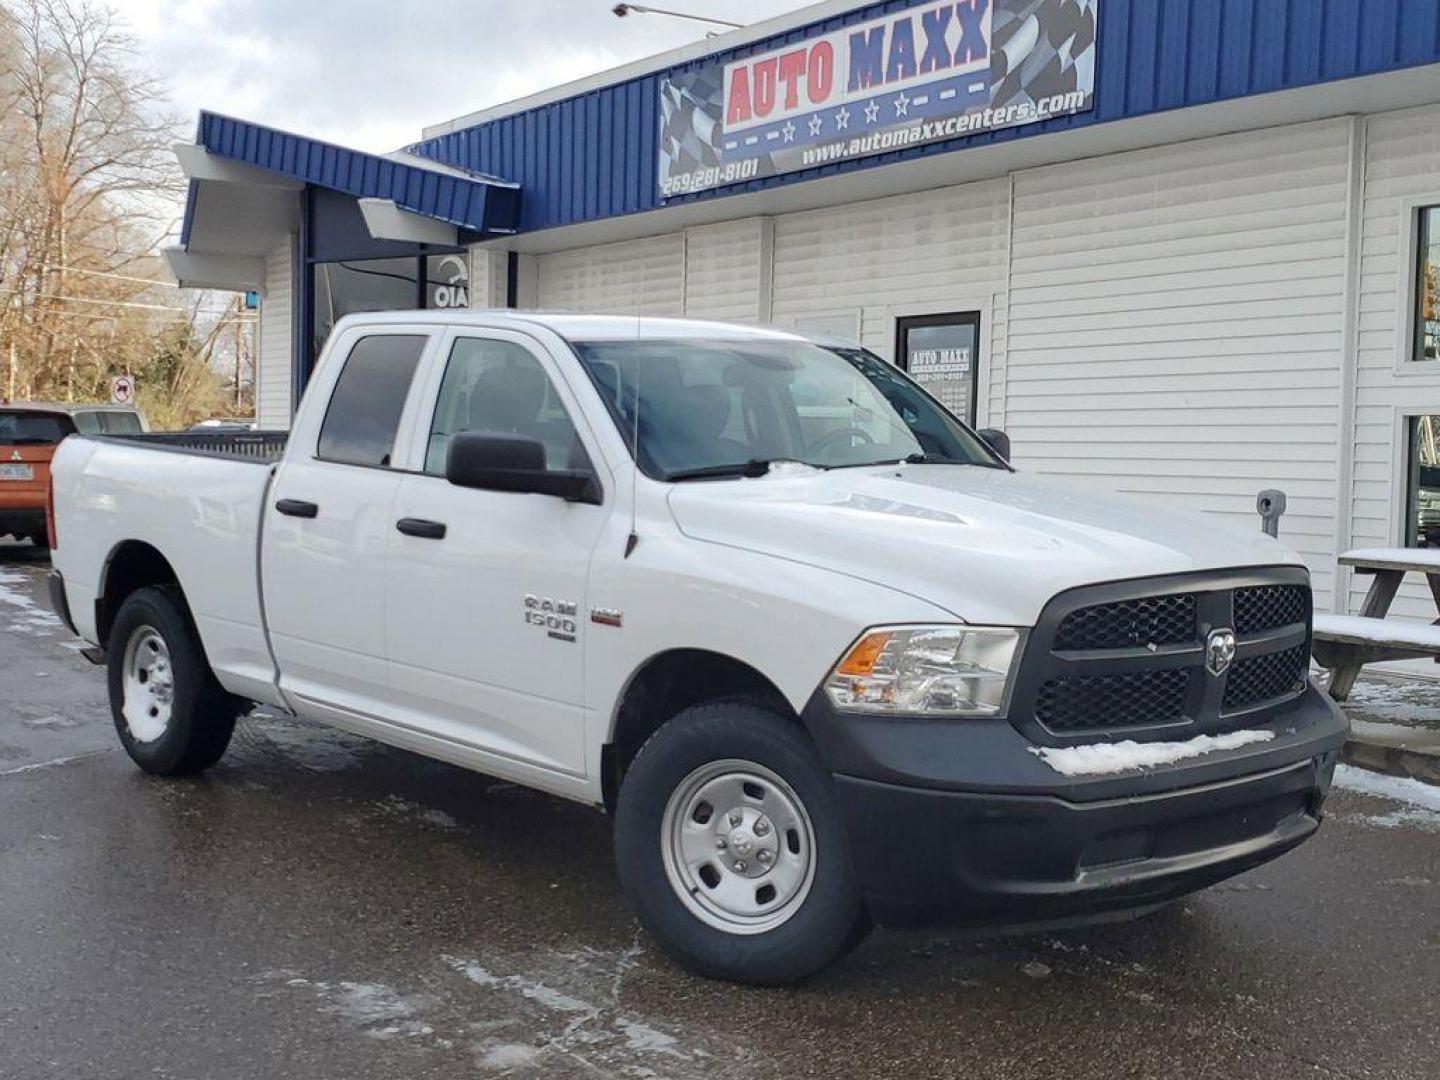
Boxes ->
[48,312,1346,984]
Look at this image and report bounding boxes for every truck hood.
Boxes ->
[666,465,1301,626]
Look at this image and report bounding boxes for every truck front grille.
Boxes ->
[1053,593,1196,651]
[1222,643,1310,711]
[1232,584,1309,636]
[1037,668,1191,733]
[1010,568,1312,744]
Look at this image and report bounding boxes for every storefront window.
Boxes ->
[312,257,421,359]
[1418,207,1439,362]
[1406,416,1440,546]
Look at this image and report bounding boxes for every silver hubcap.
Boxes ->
[121,626,174,743]
[661,759,817,935]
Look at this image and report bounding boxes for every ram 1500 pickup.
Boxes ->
[48,312,1347,984]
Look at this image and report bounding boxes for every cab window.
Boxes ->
[99,411,143,434]
[425,337,588,477]
[317,335,427,467]
[0,411,71,445]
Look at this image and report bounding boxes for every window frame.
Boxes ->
[1414,204,1440,365]
[397,326,609,500]
[1393,194,1440,374]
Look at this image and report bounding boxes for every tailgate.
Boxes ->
[0,442,53,498]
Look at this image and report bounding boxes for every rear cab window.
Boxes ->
[317,335,429,467]
[0,411,73,445]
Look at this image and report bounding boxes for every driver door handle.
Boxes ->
[275,499,319,519]
[396,518,447,540]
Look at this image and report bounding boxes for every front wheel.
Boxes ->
[614,702,869,985]
[107,586,241,776]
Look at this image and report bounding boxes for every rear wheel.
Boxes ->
[614,702,869,985]
[107,587,241,776]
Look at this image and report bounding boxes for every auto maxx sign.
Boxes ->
[658,0,1098,198]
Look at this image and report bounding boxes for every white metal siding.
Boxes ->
[1348,105,1440,618]
[469,249,509,309]
[255,238,293,430]
[1005,120,1353,606]
[536,235,684,315]
[770,179,1009,366]
[683,219,770,323]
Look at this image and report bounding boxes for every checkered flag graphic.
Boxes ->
[992,0,1099,110]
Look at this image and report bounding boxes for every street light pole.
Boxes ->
[610,4,744,30]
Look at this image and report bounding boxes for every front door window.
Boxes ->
[896,312,981,424]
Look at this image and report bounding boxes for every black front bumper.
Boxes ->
[806,684,1347,926]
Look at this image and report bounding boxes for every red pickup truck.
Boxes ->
[0,402,146,547]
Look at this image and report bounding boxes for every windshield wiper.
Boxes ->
[664,460,777,482]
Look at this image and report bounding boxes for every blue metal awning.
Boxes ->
[179,111,521,250]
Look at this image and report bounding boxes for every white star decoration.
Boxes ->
[807,114,824,137]
[893,91,911,118]
[835,106,850,130]
[781,120,797,143]
[864,99,880,124]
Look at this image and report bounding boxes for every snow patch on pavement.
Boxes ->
[1029,730,1275,777]
[277,976,439,1041]
[0,566,63,637]
[375,794,459,831]
[1334,764,1440,830]
[445,949,727,1077]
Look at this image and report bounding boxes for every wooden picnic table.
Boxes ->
[1313,547,1440,700]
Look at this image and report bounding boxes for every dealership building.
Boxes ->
[168,0,1440,622]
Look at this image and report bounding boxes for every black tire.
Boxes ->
[106,586,241,776]
[614,701,869,985]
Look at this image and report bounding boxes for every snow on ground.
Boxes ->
[0,566,63,638]
[1029,730,1275,777]
[1343,677,1440,730]
[1333,764,1440,831]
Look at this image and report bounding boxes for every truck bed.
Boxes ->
[98,430,288,463]
[49,430,285,705]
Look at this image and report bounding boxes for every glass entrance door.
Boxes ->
[896,312,981,424]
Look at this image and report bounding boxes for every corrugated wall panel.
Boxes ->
[683,220,769,323]
[255,238,293,430]
[1006,119,1352,606]
[1347,105,1440,619]
[410,0,1440,235]
[770,178,1010,421]
[536,234,685,314]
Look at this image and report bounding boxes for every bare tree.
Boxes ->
[0,0,238,424]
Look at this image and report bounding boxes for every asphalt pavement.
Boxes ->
[2,540,1438,1079]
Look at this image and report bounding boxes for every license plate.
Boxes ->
[0,464,33,481]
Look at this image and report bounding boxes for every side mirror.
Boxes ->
[978,428,1011,461]
[446,433,600,504]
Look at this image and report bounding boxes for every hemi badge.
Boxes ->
[591,608,623,628]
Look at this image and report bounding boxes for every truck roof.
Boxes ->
[332,310,813,344]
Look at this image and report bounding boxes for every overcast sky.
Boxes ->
[122,0,815,152]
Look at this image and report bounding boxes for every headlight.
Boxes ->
[824,625,1022,717]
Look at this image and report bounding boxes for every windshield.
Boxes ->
[572,338,1001,481]
[0,411,71,445]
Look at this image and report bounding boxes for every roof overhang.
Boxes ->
[172,112,522,291]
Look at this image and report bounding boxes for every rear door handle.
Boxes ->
[275,499,319,519]
[396,518,447,540]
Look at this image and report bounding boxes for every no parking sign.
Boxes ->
[110,375,135,405]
